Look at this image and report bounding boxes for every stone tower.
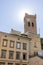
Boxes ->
[24,13,37,34]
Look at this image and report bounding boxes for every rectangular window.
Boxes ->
[8,63,13,65]
[2,39,8,47]
[23,43,27,50]
[16,52,20,59]
[15,63,20,65]
[23,53,27,60]
[22,64,27,65]
[10,41,14,48]
[16,42,21,49]
[9,51,14,59]
[0,62,5,65]
[1,50,6,58]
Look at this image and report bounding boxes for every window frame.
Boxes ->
[8,63,13,65]
[1,50,6,58]
[23,43,27,50]
[16,52,20,60]
[32,22,34,27]
[16,42,21,49]
[2,39,8,47]
[0,62,5,65]
[9,51,14,59]
[28,22,30,27]
[22,64,27,65]
[10,41,14,48]
[23,53,27,60]
[15,63,20,65]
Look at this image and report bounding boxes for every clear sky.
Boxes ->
[0,0,43,37]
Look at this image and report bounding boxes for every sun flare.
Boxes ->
[18,10,26,22]
[17,9,35,22]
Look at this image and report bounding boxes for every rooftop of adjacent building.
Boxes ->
[29,56,43,65]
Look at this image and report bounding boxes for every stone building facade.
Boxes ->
[0,13,41,65]
[0,30,30,65]
[24,13,41,57]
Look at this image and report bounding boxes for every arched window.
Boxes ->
[28,22,30,26]
[32,22,34,27]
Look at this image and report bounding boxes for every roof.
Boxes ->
[29,56,43,65]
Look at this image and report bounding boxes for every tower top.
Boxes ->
[25,13,36,18]
[24,13,37,34]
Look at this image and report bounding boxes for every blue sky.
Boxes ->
[0,0,43,37]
